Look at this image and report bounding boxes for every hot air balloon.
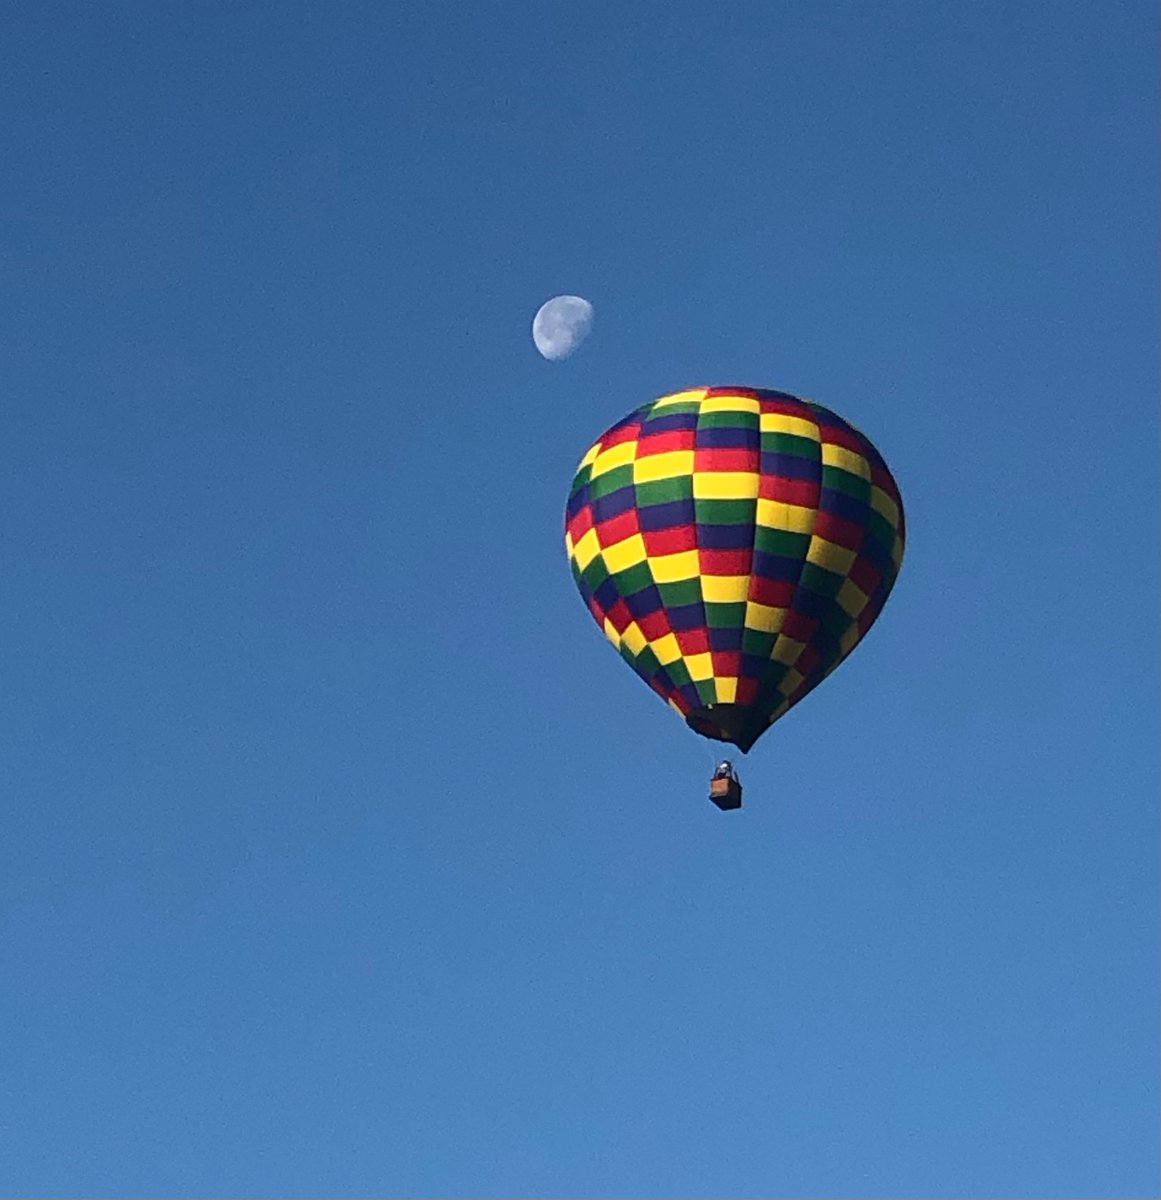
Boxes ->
[564,386,905,810]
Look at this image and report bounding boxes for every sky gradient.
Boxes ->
[1,2,1158,1196]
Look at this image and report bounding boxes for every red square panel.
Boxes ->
[595,508,640,548]
[676,627,710,655]
[642,525,697,556]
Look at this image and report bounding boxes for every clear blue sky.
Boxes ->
[1,2,1157,1196]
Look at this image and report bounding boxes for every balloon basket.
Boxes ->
[708,777,743,811]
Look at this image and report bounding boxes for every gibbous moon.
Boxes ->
[532,295,594,361]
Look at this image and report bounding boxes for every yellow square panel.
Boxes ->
[702,574,750,604]
[650,549,699,583]
[715,677,739,703]
[744,600,786,634]
[700,395,761,415]
[579,442,601,469]
[836,578,869,619]
[652,632,682,665]
[621,621,648,657]
[821,443,870,480]
[602,617,622,649]
[685,652,714,681]
[839,623,860,655]
[760,412,819,440]
[756,499,816,534]
[591,440,637,477]
[572,527,600,570]
[778,667,805,696]
[892,536,904,569]
[772,636,805,667]
[806,537,857,576]
[632,450,694,484]
[870,485,900,527]
[692,471,759,500]
[653,389,707,408]
[602,533,647,574]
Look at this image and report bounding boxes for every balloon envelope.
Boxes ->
[564,387,905,752]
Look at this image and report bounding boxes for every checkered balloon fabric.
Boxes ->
[564,387,905,753]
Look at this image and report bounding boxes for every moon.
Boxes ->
[532,295,594,361]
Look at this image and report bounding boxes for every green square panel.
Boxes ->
[742,628,776,659]
[694,498,755,526]
[821,464,871,503]
[580,557,609,591]
[754,526,810,558]
[698,410,759,430]
[634,476,694,507]
[589,464,634,500]
[635,646,661,678]
[648,401,702,416]
[756,659,790,693]
[799,562,843,599]
[815,602,851,644]
[666,659,692,688]
[657,578,703,608]
[761,431,819,460]
[705,601,746,630]
[865,509,897,550]
[614,562,653,596]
